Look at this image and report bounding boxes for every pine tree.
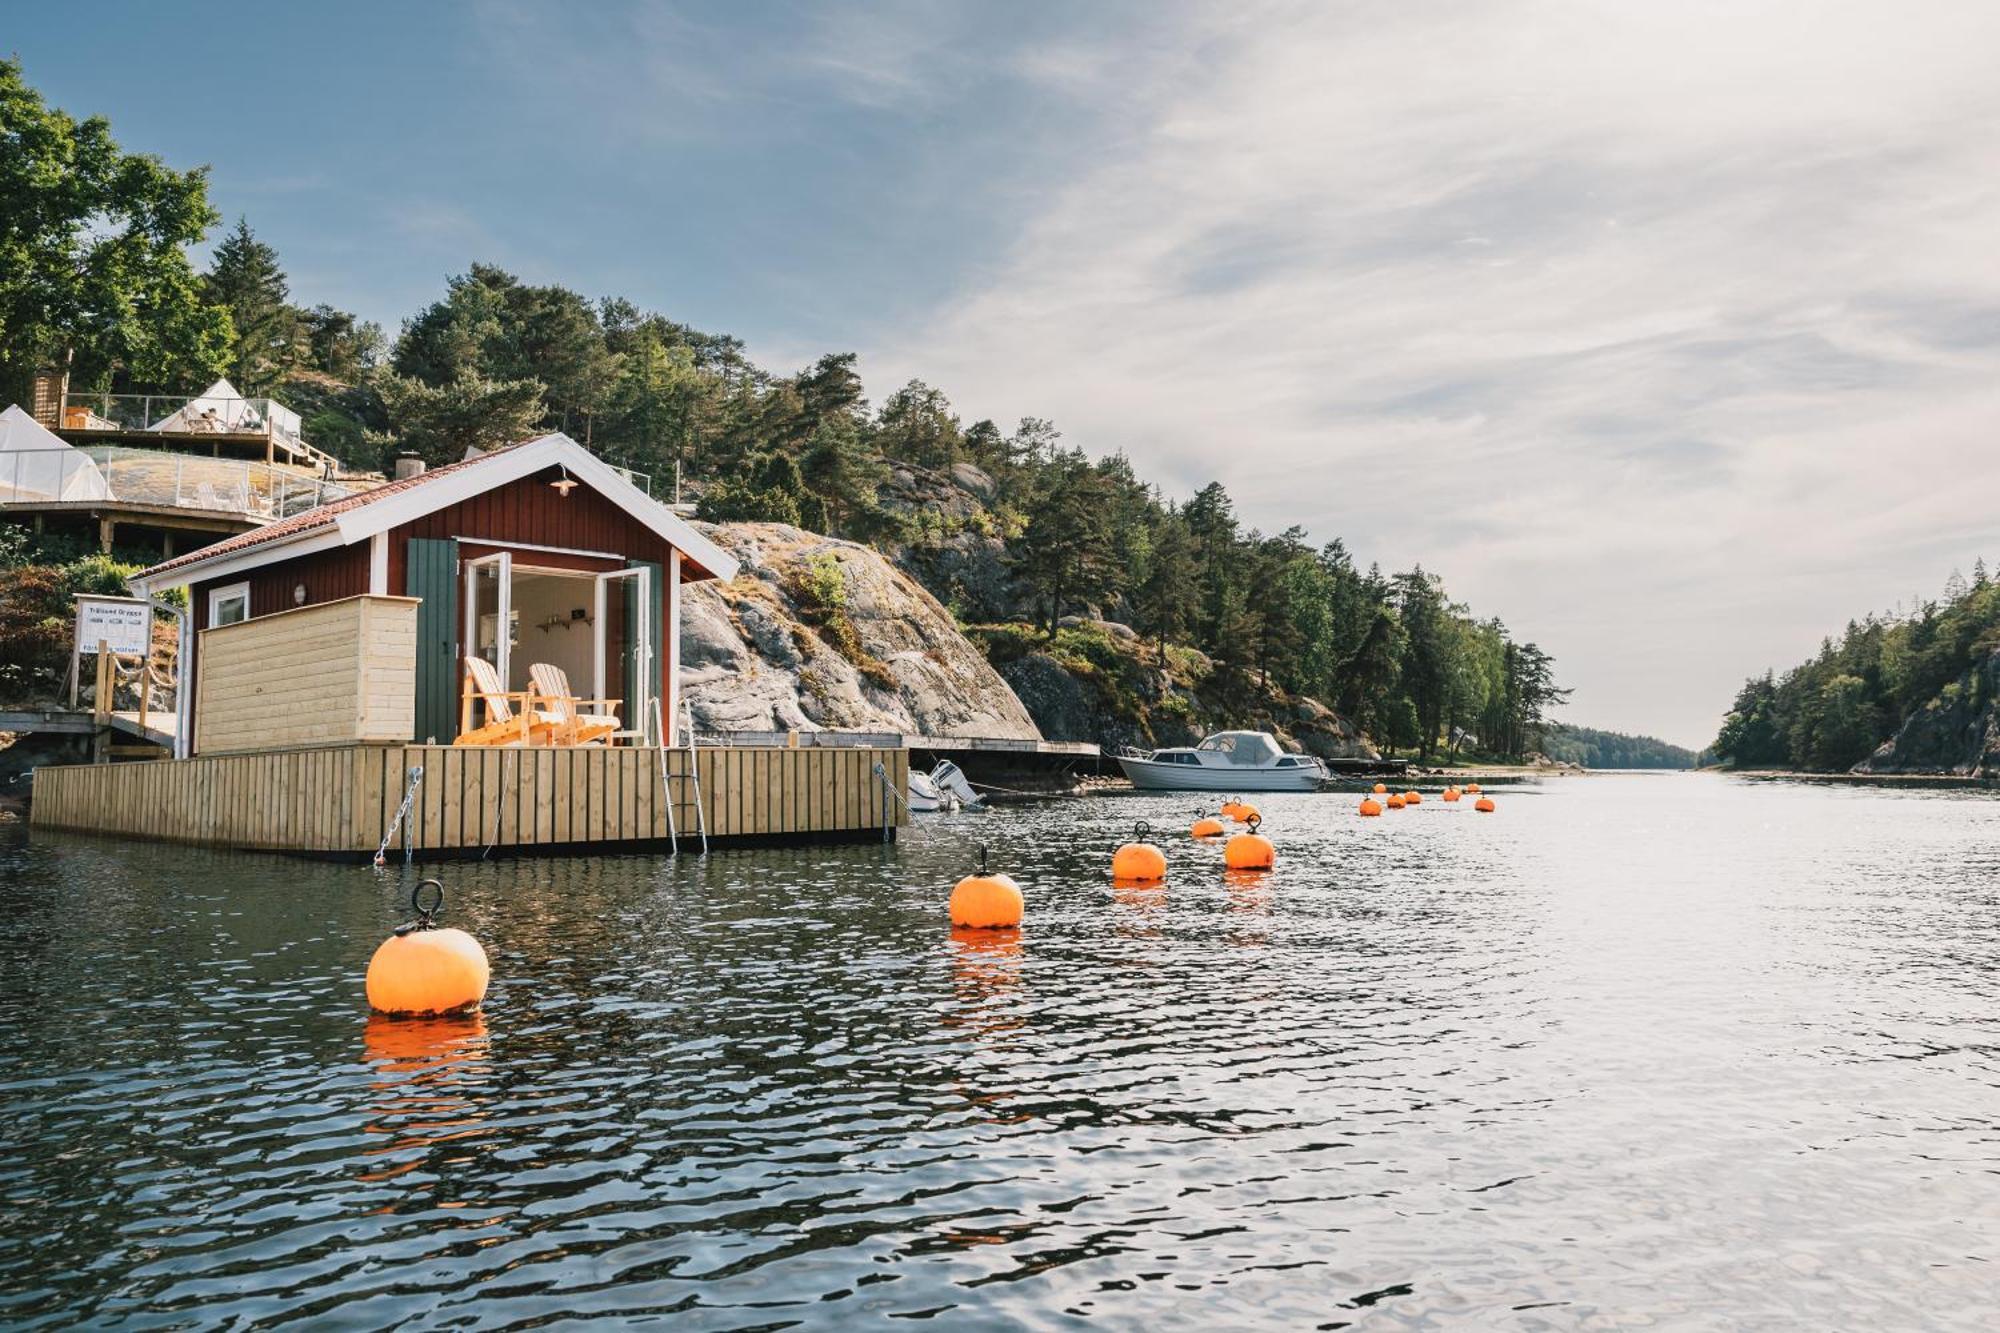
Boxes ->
[875,380,962,468]
[1012,450,1115,631]
[799,416,887,538]
[1135,506,1199,660]
[203,218,302,394]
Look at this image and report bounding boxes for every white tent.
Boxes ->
[149,377,264,434]
[0,404,112,500]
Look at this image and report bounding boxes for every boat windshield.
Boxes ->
[1196,732,1283,764]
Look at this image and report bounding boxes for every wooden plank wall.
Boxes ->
[196,596,417,754]
[30,744,909,857]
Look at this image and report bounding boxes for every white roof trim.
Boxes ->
[127,432,739,595]
[332,433,738,581]
[128,526,346,598]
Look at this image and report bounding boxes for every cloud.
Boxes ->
[869,0,2000,747]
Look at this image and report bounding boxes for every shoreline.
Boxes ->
[1713,768,1999,787]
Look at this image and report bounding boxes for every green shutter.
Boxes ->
[408,538,459,744]
[628,560,664,740]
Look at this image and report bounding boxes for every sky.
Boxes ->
[14,1,2000,749]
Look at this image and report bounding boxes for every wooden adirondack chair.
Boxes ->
[526,662,621,746]
[455,655,552,746]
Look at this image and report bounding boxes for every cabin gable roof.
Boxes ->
[128,433,737,594]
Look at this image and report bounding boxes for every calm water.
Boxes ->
[2,774,1997,1329]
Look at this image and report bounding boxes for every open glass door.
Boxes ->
[463,551,512,697]
[594,565,652,743]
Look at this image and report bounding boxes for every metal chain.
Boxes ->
[373,765,425,867]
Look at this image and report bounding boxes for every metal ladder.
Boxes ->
[653,697,709,855]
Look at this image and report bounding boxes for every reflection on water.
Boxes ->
[3,774,1999,1328]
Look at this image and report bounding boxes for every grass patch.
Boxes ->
[787,553,897,689]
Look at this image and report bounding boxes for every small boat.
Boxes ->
[908,759,983,812]
[1115,730,1327,792]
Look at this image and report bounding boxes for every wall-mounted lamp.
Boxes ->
[550,464,578,497]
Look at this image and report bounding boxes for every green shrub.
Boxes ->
[965,621,1044,664]
[796,554,847,614]
[65,552,142,597]
[1049,624,1123,675]
[697,480,803,525]
[0,550,151,703]
[785,553,895,689]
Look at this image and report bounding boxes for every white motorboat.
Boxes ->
[908,759,984,812]
[1115,730,1328,792]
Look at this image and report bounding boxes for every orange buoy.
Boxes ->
[1404,791,1423,805]
[1466,783,1482,794]
[1475,797,1496,813]
[366,880,489,1018]
[1359,798,1383,817]
[1218,797,1249,820]
[950,844,1024,928]
[1112,822,1168,882]
[1224,814,1275,870]
[1372,782,1387,794]
[1191,809,1226,838]
[1442,788,1461,802]
[1230,803,1261,824]
[1386,793,1406,809]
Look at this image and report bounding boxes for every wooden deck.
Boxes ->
[29,742,909,859]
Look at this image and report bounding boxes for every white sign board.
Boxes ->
[75,595,152,657]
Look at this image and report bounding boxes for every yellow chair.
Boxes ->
[454,656,554,746]
[526,662,621,746]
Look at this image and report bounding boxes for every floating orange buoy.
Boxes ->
[1386,793,1406,809]
[950,845,1024,928]
[1359,798,1383,817]
[1191,810,1226,839]
[1231,803,1260,825]
[1372,782,1387,794]
[1475,797,1496,813]
[366,880,490,1018]
[1224,814,1275,870]
[1442,788,1461,802]
[1466,783,1482,794]
[1219,797,1249,820]
[1404,791,1422,805]
[1112,822,1168,883]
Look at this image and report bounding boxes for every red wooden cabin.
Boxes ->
[128,433,738,750]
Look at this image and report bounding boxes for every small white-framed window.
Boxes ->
[209,581,250,627]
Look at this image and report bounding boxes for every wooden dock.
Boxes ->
[29,742,908,859]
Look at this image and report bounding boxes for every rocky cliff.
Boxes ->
[974,619,1377,760]
[679,522,1042,740]
[1853,650,2000,776]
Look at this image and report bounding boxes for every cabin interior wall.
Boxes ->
[506,571,597,693]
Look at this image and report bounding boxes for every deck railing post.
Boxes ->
[92,639,111,723]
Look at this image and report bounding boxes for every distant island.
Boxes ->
[1712,563,2000,776]
[1542,723,1698,770]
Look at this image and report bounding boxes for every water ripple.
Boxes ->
[3,774,1998,1327]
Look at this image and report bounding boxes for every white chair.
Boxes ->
[526,662,621,746]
